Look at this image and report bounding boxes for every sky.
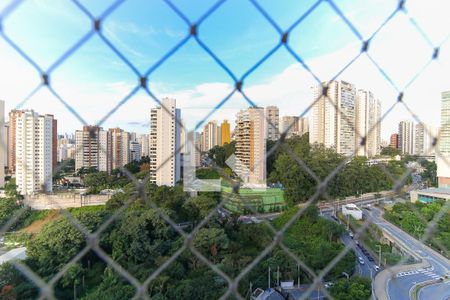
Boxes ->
[0,0,450,141]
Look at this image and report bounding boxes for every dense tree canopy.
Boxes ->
[384,200,449,255]
[380,146,401,156]
[270,135,409,204]
[0,180,359,299]
[330,276,372,300]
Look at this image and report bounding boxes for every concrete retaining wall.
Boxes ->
[23,194,112,210]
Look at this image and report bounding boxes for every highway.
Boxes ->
[322,213,378,280]
[366,207,450,300]
[340,233,377,279]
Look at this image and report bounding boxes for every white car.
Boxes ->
[358,257,365,264]
[374,265,380,271]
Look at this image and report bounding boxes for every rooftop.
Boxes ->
[415,187,450,195]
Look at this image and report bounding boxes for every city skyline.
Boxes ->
[1,1,449,140]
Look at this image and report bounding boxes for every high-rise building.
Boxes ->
[398,120,415,155]
[235,107,266,187]
[281,116,309,138]
[355,90,381,157]
[437,91,450,187]
[0,100,4,187]
[129,141,141,162]
[298,117,309,136]
[202,121,219,152]
[75,126,112,173]
[8,110,21,174]
[311,80,356,156]
[3,122,9,172]
[265,106,279,141]
[390,133,399,149]
[194,132,202,167]
[15,111,53,195]
[109,128,130,170]
[52,118,57,170]
[221,120,231,145]
[129,132,137,142]
[281,116,299,138]
[137,134,150,157]
[58,144,75,162]
[415,123,436,156]
[149,98,181,186]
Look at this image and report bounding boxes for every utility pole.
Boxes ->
[297,264,300,288]
[277,266,280,287]
[268,267,271,289]
[376,244,382,266]
[347,214,350,230]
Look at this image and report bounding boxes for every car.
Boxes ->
[368,256,375,262]
[374,265,380,271]
[324,282,334,289]
[250,216,262,224]
[349,231,354,238]
[358,257,365,264]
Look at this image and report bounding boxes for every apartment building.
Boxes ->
[15,111,54,195]
[149,98,181,186]
[235,107,266,187]
[221,120,231,145]
[398,120,415,155]
[109,128,130,169]
[265,106,279,141]
[75,126,112,173]
[0,100,4,187]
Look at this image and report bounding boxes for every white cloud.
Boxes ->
[0,4,447,143]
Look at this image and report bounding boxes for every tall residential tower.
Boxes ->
[15,111,54,195]
[149,98,181,186]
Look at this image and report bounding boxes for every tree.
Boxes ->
[330,276,371,300]
[76,167,98,177]
[207,141,236,168]
[124,161,140,174]
[83,172,110,193]
[182,194,217,221]
[4,178,20,199]
[27,210,107,277]
[193,228,229,263]
[81,267,134,300]
[380,146,401,156]
[110,209,171,265]
[0,198,20,227]
[0,263,38,299]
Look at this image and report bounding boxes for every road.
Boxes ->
[341,233,376,279]
[322,213,379,280]
[366,207,450,300]
[418,280,450,300]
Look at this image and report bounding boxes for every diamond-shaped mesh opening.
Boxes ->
[0,0,449,299]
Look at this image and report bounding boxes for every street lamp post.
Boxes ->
[376,244,382,266]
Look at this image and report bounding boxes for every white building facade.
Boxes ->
[355,90,381,157]
[0,100,4,187]
[437,91,450,187]
[398,120,415,155]
[15,111,53,195]
[137,134,150,157]
[149,98,181,186]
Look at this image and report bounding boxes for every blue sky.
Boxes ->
[0,0,449,141]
